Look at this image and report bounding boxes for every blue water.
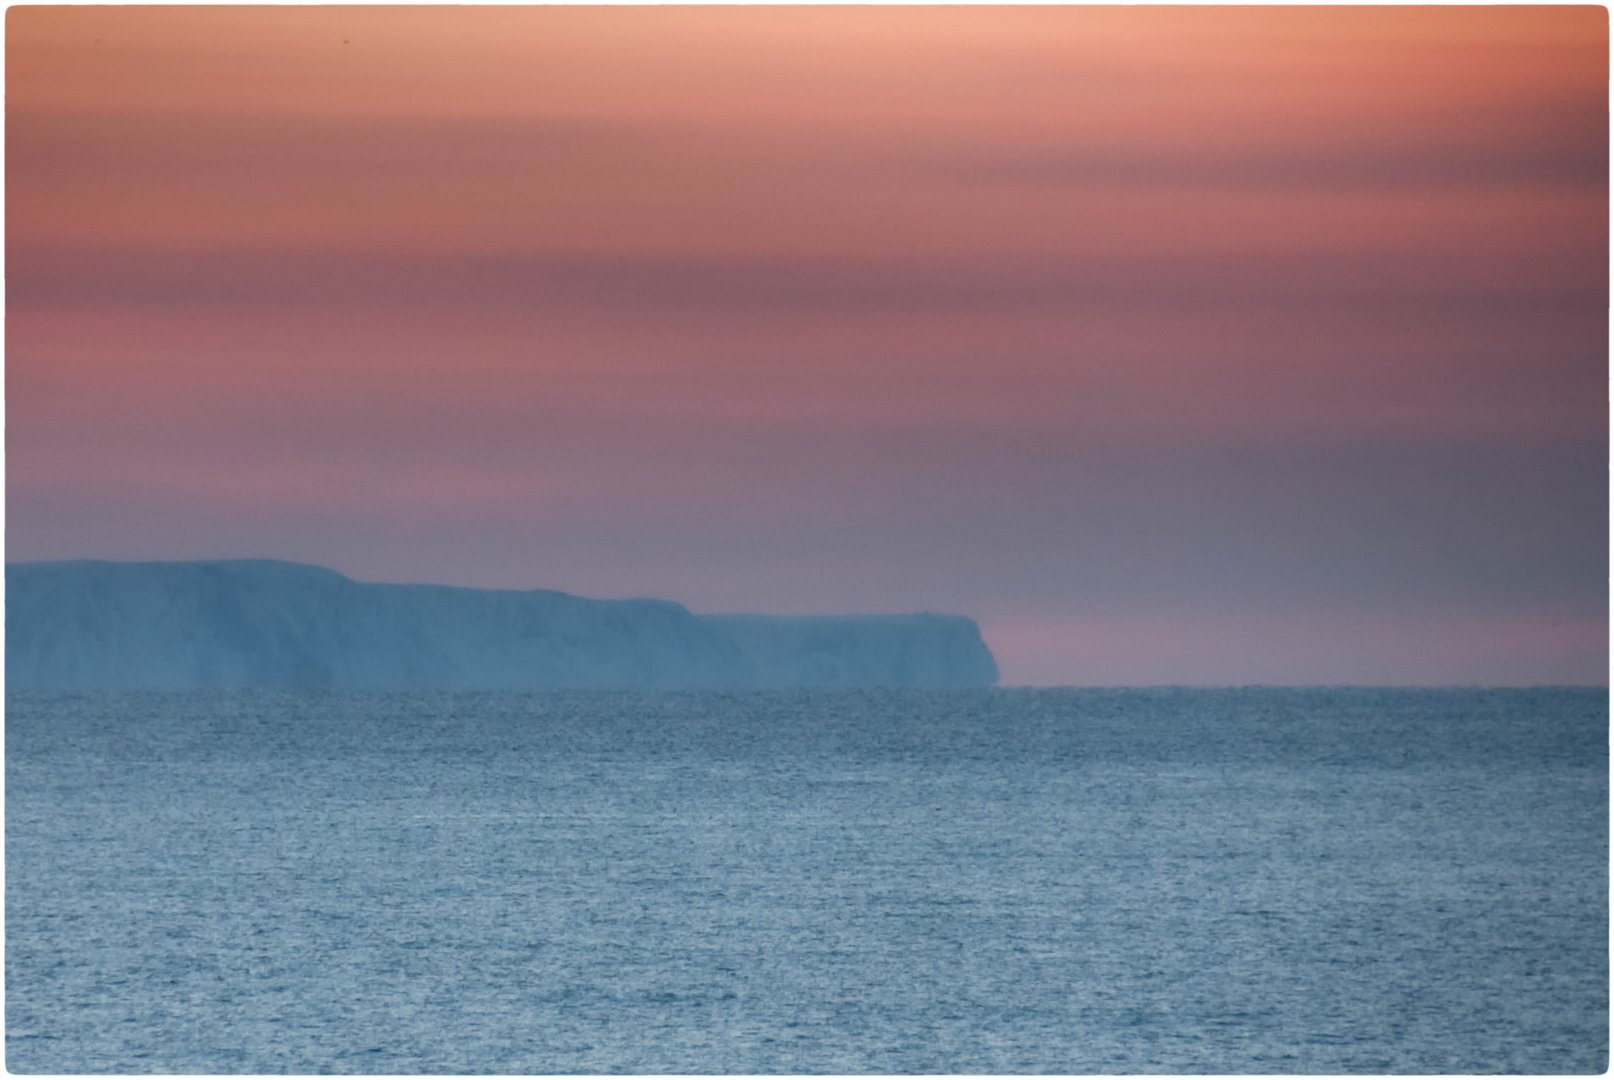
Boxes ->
[6,688,1607,1073]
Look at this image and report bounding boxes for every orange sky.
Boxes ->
[8,6,1608,683]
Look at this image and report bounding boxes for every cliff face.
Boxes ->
[6,560,998,691]
[701,614,999,689]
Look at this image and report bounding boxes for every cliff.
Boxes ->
[703,614,999,689]
[5,560,998,690]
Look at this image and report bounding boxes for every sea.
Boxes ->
[5,688,1607,1074]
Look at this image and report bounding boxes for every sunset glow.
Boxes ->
[8,5,1607,684]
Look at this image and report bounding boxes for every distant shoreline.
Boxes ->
[6,558,999,691]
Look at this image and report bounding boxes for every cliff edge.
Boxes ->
[5,560,998,690]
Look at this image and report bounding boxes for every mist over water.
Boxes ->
[6,688,1606,1073]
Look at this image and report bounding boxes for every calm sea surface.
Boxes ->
[6,688,1607,1073]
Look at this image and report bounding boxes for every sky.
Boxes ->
[6,5,1608,685]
